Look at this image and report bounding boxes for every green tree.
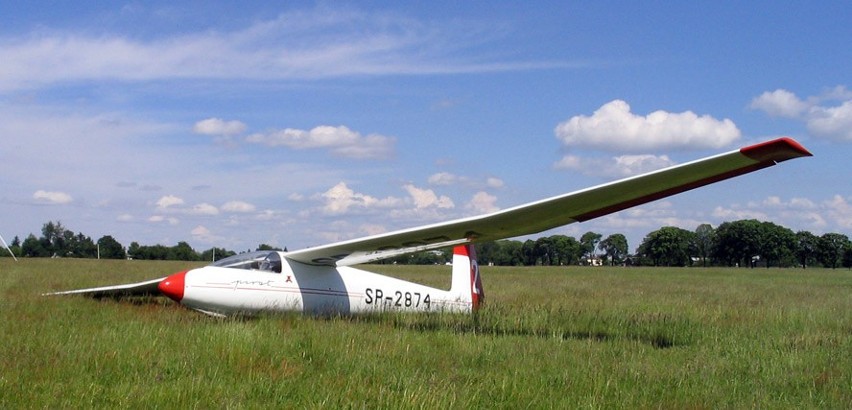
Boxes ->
[795,231,818,268]
[599,233,628,266]
[843,245,852,269]
[21,234,49,257]
[756,221,796,268]
[712,220,762,267]
[533,236,553,265]
[692,224,714,267]
[816,233,850,269]
[168,241,198,261]
[68,232,97,258]
[638,226,694,267]
[97,235,126,259]
[580,231,602,264]
[200,247,237,262]
[550,235,581,266]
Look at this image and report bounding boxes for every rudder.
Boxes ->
[451,244,484,311]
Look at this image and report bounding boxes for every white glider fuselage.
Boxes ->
[158,246,483,317]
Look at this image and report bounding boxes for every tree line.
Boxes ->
[4,221,240,261]
[3,220,851,269]
[388,221,852,269]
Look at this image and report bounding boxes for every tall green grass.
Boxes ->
[1,259,850,407]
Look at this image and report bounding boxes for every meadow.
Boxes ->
[1,258,850,408]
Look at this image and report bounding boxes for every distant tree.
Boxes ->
[521,239,536,266]
[692,224,715,267]
[21,234,49,257]
[97,235,126,259]
[68,233,97,258]
[756,221,796,268]
[550,235,582,266]
[168,241,198,261]
[843,245,852,270]
[816,233,850,269]
[795,231,819,268]
[713,220,762,267]
[580,231,602,264]
[41,221,70,256]
[637,226,694,267]
[599,234,628,266]
[257,244,284,251]
[533,236,553,265]
[6,236,21,258]
[127,242,142,260]
[200,247,236,262]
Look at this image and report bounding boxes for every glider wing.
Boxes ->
[284,137,811,266]
[43,277,166,298]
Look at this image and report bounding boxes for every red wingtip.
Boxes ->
[158,271,187,302]
[740,137,813,163]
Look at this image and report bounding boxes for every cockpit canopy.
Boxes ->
[210,251,283,273]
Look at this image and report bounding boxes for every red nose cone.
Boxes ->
[159,271,187,302]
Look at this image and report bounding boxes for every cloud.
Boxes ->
[149,215,180,225]
[190,203,219,216]
[750,87,852,141]
[555,154,675,178]
[193,118,247,136]
[823,195,852,229]
[466,191,499,214]
[485,177,505,189]
[221,201,256,213]
[33,190,73,204]
[191,225,225,244]
[320,182,401,215]
[428,172,458,185]
[749,89,810,118]
[807,101,852,141]
[246,125,395,160]
[156,195,185,209]
[554,100,741,152]
[427,172,504,189]
[0,9,571,92]
[403,184,454,209]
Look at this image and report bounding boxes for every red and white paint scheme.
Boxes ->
[48,138,811,317]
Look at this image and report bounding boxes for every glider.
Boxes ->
[47,137,811,317]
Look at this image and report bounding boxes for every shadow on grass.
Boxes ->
[331,309,688,349]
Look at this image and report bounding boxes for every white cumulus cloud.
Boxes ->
[193,118,247,136]
[156,195,185,209]
[750,87,852,141]
[403,184,454,209]
[33,190,73,204]
[221,201,256,213]
[466,191,499,214]
[749,89,810,118]
[321,182,401,214]
[247,125,395,160]
[190,203,219,216]
[554,100,740,152]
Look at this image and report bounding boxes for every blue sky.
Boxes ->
[1,1,849,253]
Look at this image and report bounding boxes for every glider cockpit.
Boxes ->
[211,251,283,274]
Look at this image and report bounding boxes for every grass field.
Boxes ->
[1,258,850,408]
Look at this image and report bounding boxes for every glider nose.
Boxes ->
[158,271,187,302]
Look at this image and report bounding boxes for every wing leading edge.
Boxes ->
[285,137,811,266]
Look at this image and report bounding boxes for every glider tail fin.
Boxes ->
[451,244,484,311]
